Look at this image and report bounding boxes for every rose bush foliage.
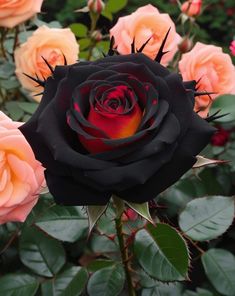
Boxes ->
[20,53,215,205]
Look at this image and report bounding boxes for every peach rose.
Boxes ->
[0,112,45,224]
[0,0,44,28]
[181,0,202,17]
[179,42,235,118]
[110,4,181,65]
[14,25,79,102]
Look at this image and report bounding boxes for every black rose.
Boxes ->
[19,53,215,205]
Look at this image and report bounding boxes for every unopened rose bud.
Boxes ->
[178,37,193,53]
[181,0,202,17]
[91,30,103,42]
[229,40,235,56]
[87,0,105,14]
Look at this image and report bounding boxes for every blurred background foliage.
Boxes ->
[41,0,235,49]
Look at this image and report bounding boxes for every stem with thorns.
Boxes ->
[114,197,136,296]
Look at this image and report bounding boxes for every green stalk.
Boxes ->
[113,197,136,296]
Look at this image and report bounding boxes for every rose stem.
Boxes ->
[113,197,136,296]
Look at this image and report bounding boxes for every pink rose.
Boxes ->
[14,25,79,102]
[230,40,235,56]
[0,112,45,224]
[0,0,44,28]
[179,42,235,118]
[181,0,202,17]
[110,4,181,65]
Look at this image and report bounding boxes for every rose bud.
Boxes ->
[91,30,103,42]
[230,40,235,56]
[87,0,105,14]
[181,0,202,17]
[178,37,193,53]
[20,41,215,205]
[211,127,230,146]
[179,42,235,118]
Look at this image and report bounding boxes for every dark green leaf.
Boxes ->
[0,61,15,79]
[70,23,88,37]
[202,249,235,296]
[41,266,88,296]
[35,205,88,242]
[5,101,24,120]
[183,288,213,296]
[90,233,118,254]
[141,282,183,296]
[125,201,154,224]
[87,264,125,296]
[179,196,234,241]
[0,273,39,296]
[210,95,235,123]
[19,226,66,277]
[87,259,116,272]
[134,223,189,281]
[87,204,108,233]
[17,102,38,115]
[0,79,20,90]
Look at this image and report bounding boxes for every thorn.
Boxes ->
[155,27,171,63]
[137,35,153,53]
[194,91,216,97]
[63,54,67,65]
[205,110,229,122]
[41,56,54,74]
[23,73,45,87]
[108,36,115,56]
[131,38,135,53]
[33,92,44,97]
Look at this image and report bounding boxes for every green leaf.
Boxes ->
[201,249,235,296]
[179,196,234,241]
[87,259,116,272]
[210,94,235,123]
[35,205,88,242]
[141,282,183,296]
[125,201,154,224]
[90,233,118,254]
[0,79,20,90]
[183,288,214,296]
[0,273,39,296]
[70,23,88,37]
[134,223,189,282]
[19,226,66,277]
[17,102,38,115]
[87,265,125,296]
[0,61,15,79]
[101,9,113,21]
[5,101,24,120]
[106,0,127,13]
[41,266,88,296]
[78,38,91,51]
[87,204,108,233]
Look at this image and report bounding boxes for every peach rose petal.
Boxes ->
[14,25,79,102]
[110,4,181,66]
[179,42,235,117]
[0,0,44,28]
[0,111,45,224]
